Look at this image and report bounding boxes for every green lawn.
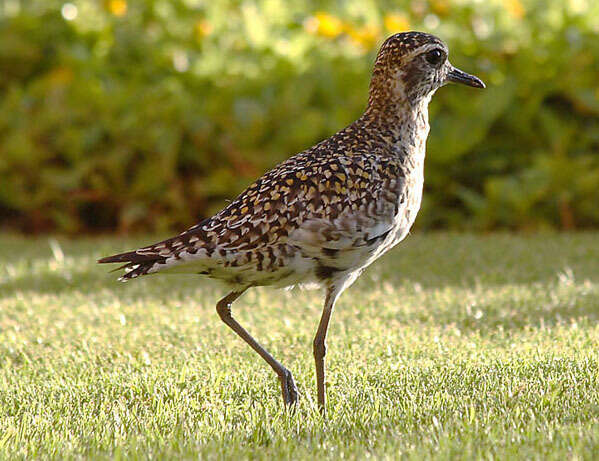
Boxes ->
[1,233,599,459]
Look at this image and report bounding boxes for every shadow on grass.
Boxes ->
[0,271,105,297]
[0,268,212,299]
[2,232,598,336]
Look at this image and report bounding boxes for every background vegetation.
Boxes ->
[1,0,599,233]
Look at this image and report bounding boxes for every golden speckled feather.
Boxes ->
[99,32,482,294]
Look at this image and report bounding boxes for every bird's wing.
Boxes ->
[287,169,408,270]
[99,143,408,281]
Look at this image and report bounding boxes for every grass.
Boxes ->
[1,232,599,459]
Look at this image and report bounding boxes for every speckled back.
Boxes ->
[99,32,452,290]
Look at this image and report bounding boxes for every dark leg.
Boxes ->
[313,285,342,415]
[216,290,298,406]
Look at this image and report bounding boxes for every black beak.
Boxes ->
[447,66,485,89]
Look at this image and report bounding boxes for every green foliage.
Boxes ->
[1,0,599,232]
[1,232,599,458]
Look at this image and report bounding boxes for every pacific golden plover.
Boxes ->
[99,31,484,414]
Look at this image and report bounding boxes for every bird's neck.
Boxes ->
[361,92,432,166]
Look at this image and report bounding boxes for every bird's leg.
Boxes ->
[216,290,299,406]
[313,285,342,415]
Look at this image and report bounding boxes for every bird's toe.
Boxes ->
[279,369,299,406]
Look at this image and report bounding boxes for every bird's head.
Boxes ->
[368,31,484,109]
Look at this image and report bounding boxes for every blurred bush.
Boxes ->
[1,0,599,233]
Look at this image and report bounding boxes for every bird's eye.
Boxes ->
[425,49,444,66]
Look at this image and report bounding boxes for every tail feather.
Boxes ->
[98,219,212,281]
[98,250,163,264]
[99,250,166,281]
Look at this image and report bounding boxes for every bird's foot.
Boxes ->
[279,369,299,407]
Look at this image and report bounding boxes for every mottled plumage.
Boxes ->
[99,31,484,413]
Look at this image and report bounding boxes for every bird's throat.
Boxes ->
[362,95,431,165]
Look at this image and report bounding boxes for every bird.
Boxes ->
[99,31,484,415]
